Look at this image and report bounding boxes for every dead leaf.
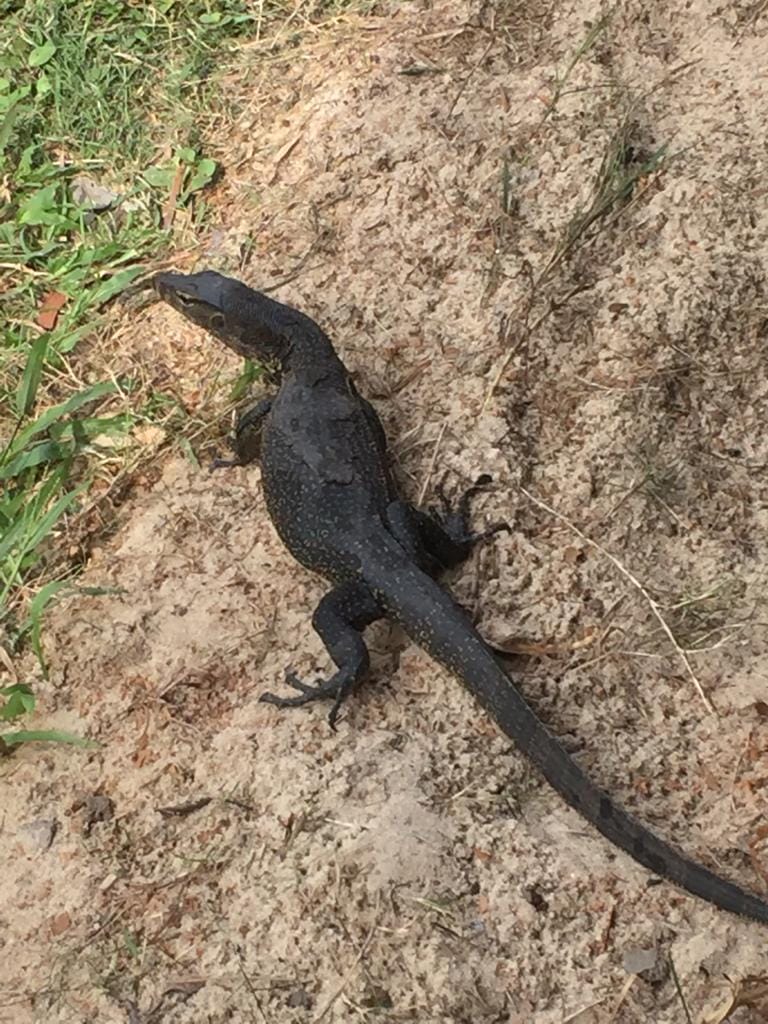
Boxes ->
[705,975,768,1024]
[268,129,305,184]
[0,644,17,682]
[162,162,187,230]
[132,424,166,447]
[35,290,68,330]
[49,911,71,936]
[164,976,206,997]
[90,432,126,450]
[489,636,569,657]
[72,793,115,835]
[71,175,119,211]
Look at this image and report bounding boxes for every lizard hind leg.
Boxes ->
[259,581,383,728]
[427,473,510,561]
[386,475,509,574]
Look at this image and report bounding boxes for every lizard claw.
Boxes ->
[258,669,354,731]
[209,453,243,472]
[480,520,511,539]
[258,669,343,710]
[283,669,321,695]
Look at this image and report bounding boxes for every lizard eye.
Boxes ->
[176,292,196,307]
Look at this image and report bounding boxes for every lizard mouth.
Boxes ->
[152,272,185,301]
[152,272,218,324]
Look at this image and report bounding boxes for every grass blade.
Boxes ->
[27,579,72,674]
[15,331,50,417]
[4,379,118,461]
[0,729,97,748]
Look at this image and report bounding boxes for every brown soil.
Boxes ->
[3,2,768,1022]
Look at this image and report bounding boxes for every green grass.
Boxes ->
[0,683,97,753]
[539,112,668,284]
[0,0,352,745]
[1,0,258,162]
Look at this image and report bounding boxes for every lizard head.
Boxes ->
[154,269,307,366]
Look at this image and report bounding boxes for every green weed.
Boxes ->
[0,0,264,745]
[0,682,97,750]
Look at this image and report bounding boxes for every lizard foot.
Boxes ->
[259,670,338,704]
[260,671,354,729]
[429,474,510,549]
[259,670,353,729]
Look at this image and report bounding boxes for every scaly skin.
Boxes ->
[155,268,768,924]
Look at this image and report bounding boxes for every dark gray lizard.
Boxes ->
[154,268,768,923]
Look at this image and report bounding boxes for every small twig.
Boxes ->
[236,946,268,1023]
[562,997,608,1022]
[225,797,258,814]
[660,585,725,611]
[253,0,265,40]
[482,282,587,410]
[734,0,768,41]
[323,817,370,831]
[260,262,327,292]
[669,956,694,1024]
[417,421,447,505]
[157,797,212,817]
[0,262,49,276]
[312,916,378,1023]
[447,35,495,116]
[520,487,716,714]
[592,475,643,526]
[162,162,186,230]
[608,974,637,1021]
[649,491,689,530]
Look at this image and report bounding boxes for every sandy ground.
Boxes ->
[3,1,768,1021]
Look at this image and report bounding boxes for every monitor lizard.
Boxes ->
[154,268,768,923]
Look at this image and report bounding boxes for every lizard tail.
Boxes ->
[363,542,768,923]
[454,646,768,923]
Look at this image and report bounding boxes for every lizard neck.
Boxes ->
[282,332,349,388]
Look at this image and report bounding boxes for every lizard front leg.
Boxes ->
[210,396,273,470]
[259,581,383,728]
